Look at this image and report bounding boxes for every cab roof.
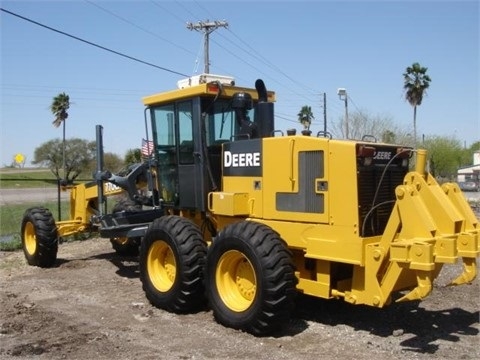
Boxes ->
[142,82,275,106]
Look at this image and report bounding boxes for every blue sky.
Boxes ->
[1,0,479,167]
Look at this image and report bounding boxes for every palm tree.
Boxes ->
[297,105,314,133]
[50,92,70,181]
[403,63,431,148]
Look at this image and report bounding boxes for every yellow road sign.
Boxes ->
[14,153,25,164]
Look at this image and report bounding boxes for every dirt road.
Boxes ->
[0,188,68,206]
[0,237,478,360]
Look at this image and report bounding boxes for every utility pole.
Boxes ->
[187,20,228,74]
[323,92,327,134]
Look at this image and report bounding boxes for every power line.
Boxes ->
[0,7,189,77]
[149,0,188,24]
[150,0,323,106]
[192,0,215,19]
[2,4,331,126]
[224,28,319,97]
[86,0,195,57]
[347,95,365,113]
[150,1,325,104]
[209,36,321,106]
[174,0,202,21]
[2,83,147,95]
[149,1,229,76]
[187,20,228,74]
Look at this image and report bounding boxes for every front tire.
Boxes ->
[206,221,297,335]
[21,207,58,267]
[139,215,207,313]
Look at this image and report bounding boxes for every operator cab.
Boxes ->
[142,75,275,212]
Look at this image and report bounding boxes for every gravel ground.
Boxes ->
[0,188,68,206]
[0,237,478,360]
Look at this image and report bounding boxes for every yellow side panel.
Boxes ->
[254,219,373,265]
[261,136,330,224]
[327,140,362,228]
[218,136,367,265]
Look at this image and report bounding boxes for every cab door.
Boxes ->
[176,100,197,209]
[151,100,198,209]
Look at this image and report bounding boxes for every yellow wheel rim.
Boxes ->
[147,240,176,292]
[24,222,37,255]
[216,250,256,312]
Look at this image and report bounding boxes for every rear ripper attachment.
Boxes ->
[347,149,479,306]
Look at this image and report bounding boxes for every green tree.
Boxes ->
[32,138,95,182]
[382,130,396,143]
[104,153,124,173]
[458,140,480,168]
[50,92,71,179]
[403,63,432,148]
[297,105,314,131]
[124,148,142,165]
[85,152,124,177]
[423,135,463,179]
[469,141,480,151]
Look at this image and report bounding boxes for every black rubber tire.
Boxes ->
[206,221,297,336]
[110,199,142,257]
[139,215,207,313]
[21,207,58,268]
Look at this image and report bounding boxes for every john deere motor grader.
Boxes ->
[21,74,479,335]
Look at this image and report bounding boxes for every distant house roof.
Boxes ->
[458,164,480,174]
[457,150,480,174]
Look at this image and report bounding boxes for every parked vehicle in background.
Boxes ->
[459,181,479,192]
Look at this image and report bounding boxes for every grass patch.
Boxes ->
[0,197,118,252]
[0,169,59,189]
[0,201,70,236]
[0,168,92,189]
[0,201,71,251]
[0,234,22,252]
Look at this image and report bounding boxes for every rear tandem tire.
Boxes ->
[139,215,207,313]
[21,207,58,268]
[205,221,297,336]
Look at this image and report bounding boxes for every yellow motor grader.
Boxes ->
[21,74,479,335]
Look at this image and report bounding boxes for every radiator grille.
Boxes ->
[357,165,406,236]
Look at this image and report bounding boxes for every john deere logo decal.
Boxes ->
[223,139,262,177]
